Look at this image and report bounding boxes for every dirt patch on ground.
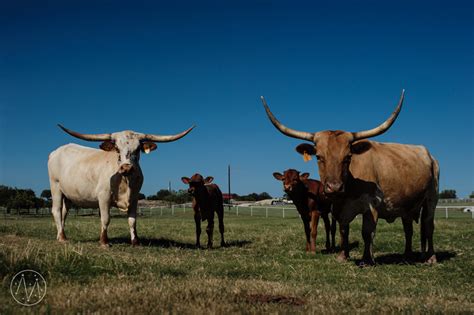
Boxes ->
[243,294,305,306]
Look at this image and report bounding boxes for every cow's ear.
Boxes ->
[100,141,116,151]
[295,143,316,156]
[204,176,214,184]
[181,177,191,184]
[141,142,157,154]
[273,172,284,181]
[351,141,372,155]
[300,173,310,180]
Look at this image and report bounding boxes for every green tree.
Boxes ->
[41,189,52,200]
[439,189,457,199]
[470,191,474,199]
[138,193,146,200]
[257,192,272,201]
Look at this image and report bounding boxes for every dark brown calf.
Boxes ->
[181,174,225,248]
[273,169,336,253]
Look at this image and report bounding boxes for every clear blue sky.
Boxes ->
[1,0,473,198]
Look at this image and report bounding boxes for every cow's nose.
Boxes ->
[284,185,292,192]
[325,181,343,194]
[119,164,133,174]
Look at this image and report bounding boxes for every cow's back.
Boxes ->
[48,144,118,206]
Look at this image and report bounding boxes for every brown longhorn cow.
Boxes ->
[273,169,336,253]
[262,90,439,265]
[181,174,225,248]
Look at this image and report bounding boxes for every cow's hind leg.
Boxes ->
[421,199,437,264]
[98,198,111,248]
[217,206,225,247]
[51,182,67,242]
[402,216,414,260]
[128,200,140,246]
[206,211,215,249]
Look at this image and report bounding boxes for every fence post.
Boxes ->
[283,208,285,218]
[266,207,268,218]
[251,207,253,216]
[236,206,239,216]
[183,204,185,213]
[445,207,448,219]
[172,205,174,215]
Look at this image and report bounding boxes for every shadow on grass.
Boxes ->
[320,241,360,255]
[357,251,456,265]
[88,237,252,249]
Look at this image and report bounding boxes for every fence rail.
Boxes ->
[1,204,473,220]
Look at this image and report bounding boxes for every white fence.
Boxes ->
[137,204,474,220]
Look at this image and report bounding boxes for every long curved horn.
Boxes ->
[58,124,112,141]
[351,90,405,141]
[143,125,195,142]
[261,96,315,142]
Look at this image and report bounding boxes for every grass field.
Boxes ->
[1,211,473,314]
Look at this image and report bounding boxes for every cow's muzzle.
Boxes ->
[324,181,344,195]
[119,163,134,175]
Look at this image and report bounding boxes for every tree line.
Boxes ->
[1,184,472,214]
[0,185,51,214]
[145,190,273,203]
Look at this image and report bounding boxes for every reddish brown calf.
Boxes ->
[181,174,225,248]
[273,169,336,253]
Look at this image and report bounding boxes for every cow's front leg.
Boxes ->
[322,212,332,251]
[330,215,337,252]
[206,211,215,249]
[194,208,202,248]
[360,206,378,266]
[402,217,413,260]
[302,216,311,252]
[128,201,139,246]
[310,211,320,254]
[98,198,111,248]
[337,224,350,262]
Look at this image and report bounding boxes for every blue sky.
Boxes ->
[1,0,473,198]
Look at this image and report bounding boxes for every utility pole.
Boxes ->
[168,181,172,209]
[228,164,231,211]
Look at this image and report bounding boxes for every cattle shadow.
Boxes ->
[354,250,456,266]
[320,241,359,255]
[86,237,252,249]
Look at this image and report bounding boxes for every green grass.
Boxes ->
[1,212,473,314]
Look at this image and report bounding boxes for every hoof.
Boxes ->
[131,238,140,247]
[220,241,226,247]
[58,231,68,243]
[358,259,375,267]
[207,244,213,249]
[336,252,348,263]
[426,254,437,264]
[100,242,111,248]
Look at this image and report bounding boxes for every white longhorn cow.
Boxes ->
[48,124,194,246]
